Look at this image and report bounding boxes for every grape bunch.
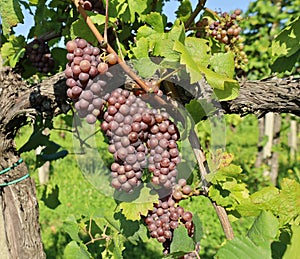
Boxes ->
[101,88,150,192]
[196,9,248,69]
[145,179,194,253]
[100,88,181,193]
[25,39,55,73]
[64,38,118,124]
[78,0,104,13]
[205,9,243,45]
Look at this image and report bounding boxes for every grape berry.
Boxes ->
[78,0,104,13]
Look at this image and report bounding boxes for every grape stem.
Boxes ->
[72,0,151,93]
[212,202,234,240]
[184,0,208,29]
[104,0,108,43]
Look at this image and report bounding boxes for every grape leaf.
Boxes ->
[175,0,192,22]
[0,35,26,68]
[128,0,149,23]
[144,12,165,33]
[0,0,24,35]
[185,99,216,124]
[217,211,277,258]
[70,14,115,46]
[120,187,158,221]
[237,179,300,225]
[64,241,91,259]
[216,236,272,259]
[271,16,300,59]
[131,58,162,78]
[283,225,300,259]
[173,40,239,100]
[213,80,240,101]
[210,52,235,79]
[169,226,194,256]
[63,216,81,242]
[184,37,210,68]
[247,210,278,249]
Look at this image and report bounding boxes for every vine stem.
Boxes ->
[212,202,234,240]
[72,0,150,92]
[184,0,208,29]
[104,0,108,43]
[187,118,234,240]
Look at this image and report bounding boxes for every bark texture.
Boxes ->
[223,76,300,117]
[0,69,68,258]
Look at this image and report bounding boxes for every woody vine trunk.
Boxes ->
[0,69,68,258]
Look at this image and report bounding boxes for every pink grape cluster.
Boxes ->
[205,9,243,45]
[100,88,181,193]
[145,179,194,252]
[64,38,118,124]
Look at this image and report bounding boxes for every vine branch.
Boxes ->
[185,0,207,29]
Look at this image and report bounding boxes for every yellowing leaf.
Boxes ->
[0,0,24,35]
[120,187,158,221]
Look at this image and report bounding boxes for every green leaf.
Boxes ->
[70,14,113,46]
[64,241,91,259]
[283,225,300,259]
[271,16,300,73]
[173,40,239,98]
[51,47,67,69]
[63,216,81,242]
[29,0,38,4]
[131,58,161,78]
[132,37,149,58]
[216,236,272,259]
[175,0,192,22]
[173,40,204,83]
[237,179,300,225]
[213,80,240,101]
[128,0,148,23]
[119,187,158,221]
[270,49,300,73]
[167,21,186,43]
[153,39,180,61]
[185,99,216,124]
[184,37,210,68]
[271,16,300,59]
[247,211,278,249]
[170,225,194,255]
[0,35,26,68]
[144,12,165,33]
[210,52,235,79]
[0,0,24,35]
[192,213,203,243]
